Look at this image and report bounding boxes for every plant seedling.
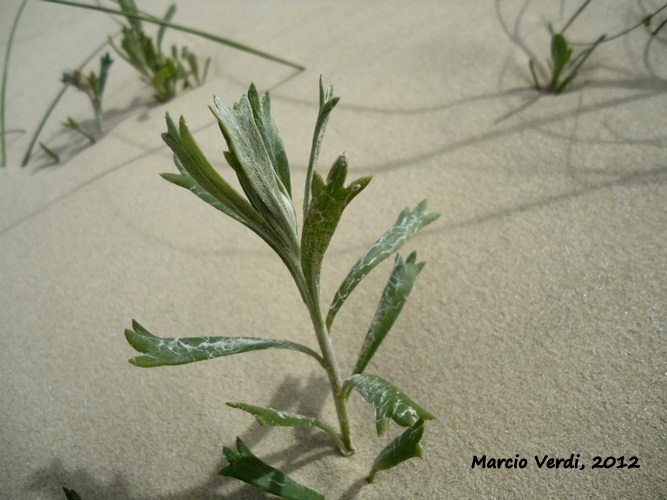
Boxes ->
[529,0,667,94]
[110,0,210,102]
[62,52,113,135]
[124,77,439,497]
[529,23,605,94]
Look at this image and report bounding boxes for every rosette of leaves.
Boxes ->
[124,77,439,497]
[111,0,209,102]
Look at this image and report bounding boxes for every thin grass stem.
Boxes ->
[1,0,29,167]
[41,0,306,70]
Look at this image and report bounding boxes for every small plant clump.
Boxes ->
[61,52,114,140]
[529,0,667,94]
[123,77,439,498]
[111,0,210,102]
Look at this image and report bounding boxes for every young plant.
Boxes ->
[62,52,113,135]
[529,0,667,94]
[124,77,439,497]
[109,0,210,102]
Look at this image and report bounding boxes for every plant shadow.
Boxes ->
[27,373,343,499]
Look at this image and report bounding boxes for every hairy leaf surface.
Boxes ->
[344,374,434,435]
[125,320,322,367]
[301,153,371,295]
[227,402,347,451]
[368,419,426,483]
[327,200,438,330]
[220,437,324,500]
[210,88,298,252]
[303,76,340,218]
[353,251,424,374]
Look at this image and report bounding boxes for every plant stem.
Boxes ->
[1,0,29,167]
[560,0,593,34]
[41,0,306,71]
[293,264,353,454]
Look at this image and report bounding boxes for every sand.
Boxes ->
[1,1,666,498]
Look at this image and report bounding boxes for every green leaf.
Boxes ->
[246,83,291,197]
[353,252,424,375]
[39,142,60,163]
[157,4,177,53]
[62,487,82,500]
[303,76,341,219]
[227,402,350,453]
[161,114,276,246]
[210,87,298,254]
[368,420,426,483]
[124,320,322,367]
[344,374,434,436]
[220,437,324,500]
[97,52,114,97]
[301,153,371,295]
[327,200,438,330]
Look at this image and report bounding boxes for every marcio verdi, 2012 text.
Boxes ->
[471,454,640,470]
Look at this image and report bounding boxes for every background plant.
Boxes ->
[123,77,439,497]
[109,0,209,102]
[529,0,667,94]
[2,0,305,167]
[61,52,113,138]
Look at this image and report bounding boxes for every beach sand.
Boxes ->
[1,1,665,498]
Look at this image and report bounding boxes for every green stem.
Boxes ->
[560,0,593,34]
[293,265,353,454]
[41,0,306,71]
[1,0,29,167]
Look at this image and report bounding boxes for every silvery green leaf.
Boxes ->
[226,402,349,453]
[220,437,324,500]
[161,114,268,234]
[301,153,371,295]
[353,251,424,375]
[327,200,439,330]
[367,420,425,483]
[246,83,291,196]
[344,374,434,436]
[124,320,322,367]
[210,87,298,253]
[303,76,341,218]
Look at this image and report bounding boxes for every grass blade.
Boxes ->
[1,0,29,166]
[42,0,306,70]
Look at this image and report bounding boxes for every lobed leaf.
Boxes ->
[327,200,439,330]
[220,437,324,500]
[161,114,284,252]
[124,320,322,367]
[210,87,298,253]
[367,420,426,483]
[353,251,424,375]
[226,402,349,453]
[301,153,371,295]
[344,374,434,436]
[246,84,291,197]
[303,76,341,219]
